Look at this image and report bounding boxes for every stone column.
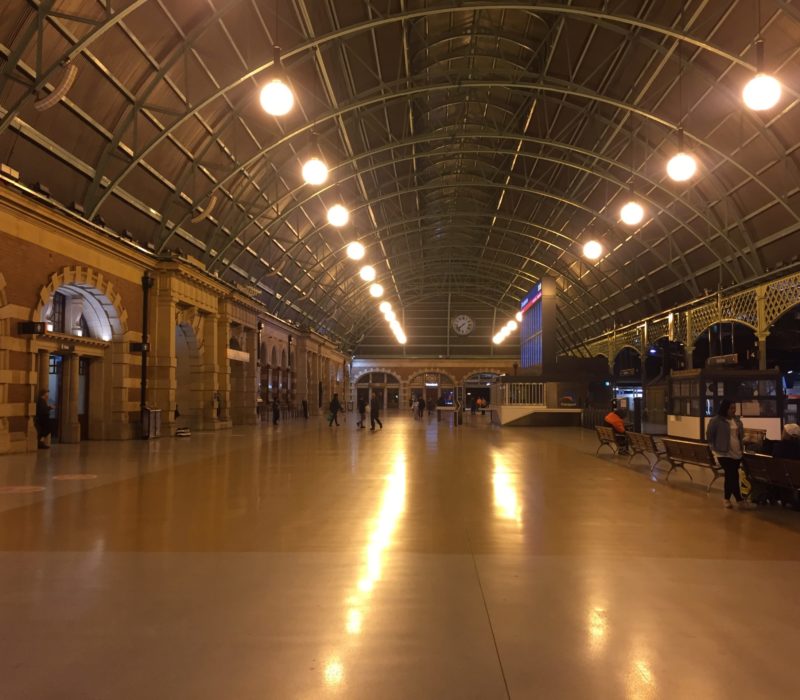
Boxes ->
[149,279,177,435]
[242,328,258,424]
[294,341,308,411]
[216,314,231,424]
[200,313,223,429]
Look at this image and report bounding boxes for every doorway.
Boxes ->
[78,357,90,440]
[47,354,63,441]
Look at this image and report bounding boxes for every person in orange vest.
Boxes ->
[604,407,629,455]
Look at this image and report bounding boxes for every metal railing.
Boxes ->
[494,382,545,406]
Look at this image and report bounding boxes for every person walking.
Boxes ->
[369,391,383,431]
[328,393,342,427]
[707,399,754,509]
[356,397,367,429]
[35,388,53,449]
[272,397,280,426]
[417,396,425,420]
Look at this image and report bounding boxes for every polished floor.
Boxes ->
[2,414,799,699]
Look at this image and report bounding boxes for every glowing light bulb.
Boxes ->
[743,73,781,111]
[515,311,522,322]
[346,242,365,260]
[359,265,376,282]
[259,78,294,116]
[327,204,349,227]
[620,200,644,226]
[666,152,697,182]
[505,320,517,332]
[302,157,328,185]
[369,283,383,298]
[379,301,391,313]
[583,240,603,260]
[384,310,396,322]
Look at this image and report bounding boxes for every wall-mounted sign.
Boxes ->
[227,348,250,363]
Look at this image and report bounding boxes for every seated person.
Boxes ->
[604,407,630,455]
[769,423,800,460]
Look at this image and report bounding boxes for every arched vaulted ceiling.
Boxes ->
[1,1,799,351]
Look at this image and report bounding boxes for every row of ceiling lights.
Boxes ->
[257,49,403,339]
[378,301,407,344]
[257,39,783,326]
[492,311,524,345]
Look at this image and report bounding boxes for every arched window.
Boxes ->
[41,284,118,341]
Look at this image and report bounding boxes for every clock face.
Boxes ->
[452,314,475,336]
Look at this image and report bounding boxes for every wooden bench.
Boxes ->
[626,431,670,473]
[742,453,800,505]
[595,425,619,455]
[661,438,723,491]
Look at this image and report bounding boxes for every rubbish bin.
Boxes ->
[142,407,161,439]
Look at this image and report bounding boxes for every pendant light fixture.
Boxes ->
[359,265,376,282]
[620,133,645,225]
[259,46,294,116]
[369,283,384,298]
[667,7,698,183]
[346,241,365,260]
[666,129,697,182]
[302,133,328,185]
[743,15,782,112]
[327,203,349,227]
[583,240,603,261]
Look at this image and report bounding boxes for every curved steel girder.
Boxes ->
[83,1,781,220]
[0,0,150,135]
[149,17,777,266]
[150,77,792,272]
[236,175,710,306]
[219,138,737,289]
[190,109,736,287]
[261,222,624,340]
[257,212,642,340]
[408,28,544,64]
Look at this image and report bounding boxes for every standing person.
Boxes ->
[369,391,383,431]
[707,399,754,509]
[417,396,425,420]
[272,397,280,426]
[328,393,342,427]
[356,397,367,429]
[35,388,53,449]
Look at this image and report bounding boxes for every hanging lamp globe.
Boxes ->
[259,47,294,116]
[327,204,349,227]
[583,240,603,260]
[346,241,365,260]
[369,283,384,298]
[359,265,376,282]
[379,301,391,313]
[505,320,518,332]
[302,157,328,185]
[666,152,697,182]
[515,311,523,323]
[743,73,781,111]
[260,78,294,116]
[620,200,645,226]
